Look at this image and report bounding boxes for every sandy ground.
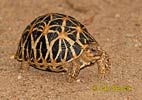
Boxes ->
[0,0,142,100]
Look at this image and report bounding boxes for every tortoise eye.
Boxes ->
[90,48,102,57]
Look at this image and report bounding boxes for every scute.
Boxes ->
[41,49,47,59]
[49,19,63,26]
[30,49,34,62]
[36,49,40,60]
[32,30,42,42]
[44,16,51,24]
[52,39,59,59]
[56,53,62,63]
[50,26,62,32]
[64,39,71,47]
[66,20,76,27]
[72,42,82,56]
[61,40,66,59]
[68,34,76,41]
[21,30,29,44]
[66,48,73,61]
[47,32,58,44]
[46,54,51,63]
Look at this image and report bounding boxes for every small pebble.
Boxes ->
[17,74,22,79]
[106,38,110,41]
[0,16,3,20]
[125,33,135,38]
[115,14,120,18]
[134,43,142,47]
[76,79,81,82]
[10,55,14,59]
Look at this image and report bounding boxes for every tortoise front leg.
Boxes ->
[96,51,111,79]
[64,59,81,82]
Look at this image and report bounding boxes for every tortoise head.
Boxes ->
[85,42,110,66]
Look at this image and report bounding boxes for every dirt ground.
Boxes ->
[0,0,142,100]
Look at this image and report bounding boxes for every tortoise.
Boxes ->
[15,13,110,82]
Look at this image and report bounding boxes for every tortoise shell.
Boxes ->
[15,13,96,71]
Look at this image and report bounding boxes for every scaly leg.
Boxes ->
[96,51,111,79]
[65,59,81,82]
